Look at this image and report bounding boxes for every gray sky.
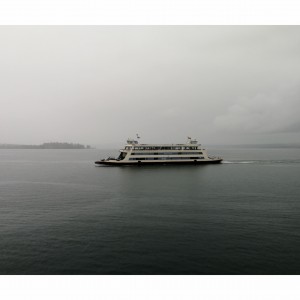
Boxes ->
[0,26,299,147]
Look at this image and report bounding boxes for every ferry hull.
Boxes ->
[95,159,223,166]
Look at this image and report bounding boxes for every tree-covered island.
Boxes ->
[0,142,92,149]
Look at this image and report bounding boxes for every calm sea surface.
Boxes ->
[0,148,299,274]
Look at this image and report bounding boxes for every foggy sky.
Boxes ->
[0,26,299,147]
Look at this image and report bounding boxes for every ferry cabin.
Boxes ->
[116,138,209,163]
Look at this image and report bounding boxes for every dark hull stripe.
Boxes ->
[95,159,222,166]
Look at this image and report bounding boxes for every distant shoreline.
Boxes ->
[1,143,300,150]
[0,142,92,149]
[208,144,300,149]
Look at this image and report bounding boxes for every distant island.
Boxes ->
[0,142,92,149]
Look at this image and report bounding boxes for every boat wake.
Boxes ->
[222,160,300,165]
[222,161,255,164]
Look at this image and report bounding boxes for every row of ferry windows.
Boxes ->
[131,152,203,155]
[129,157,204,161]
[125,146,199,150]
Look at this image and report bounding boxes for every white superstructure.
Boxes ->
[95,137,222,165]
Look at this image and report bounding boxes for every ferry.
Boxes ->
[95,136,222,166]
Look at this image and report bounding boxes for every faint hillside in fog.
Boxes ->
[0,142,92,149]
[210,143,300,149]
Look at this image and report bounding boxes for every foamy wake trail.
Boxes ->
[222,161,255,164]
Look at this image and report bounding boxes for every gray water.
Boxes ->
[0,148,299,274]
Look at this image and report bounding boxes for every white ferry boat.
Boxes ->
[95,137,222,166]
